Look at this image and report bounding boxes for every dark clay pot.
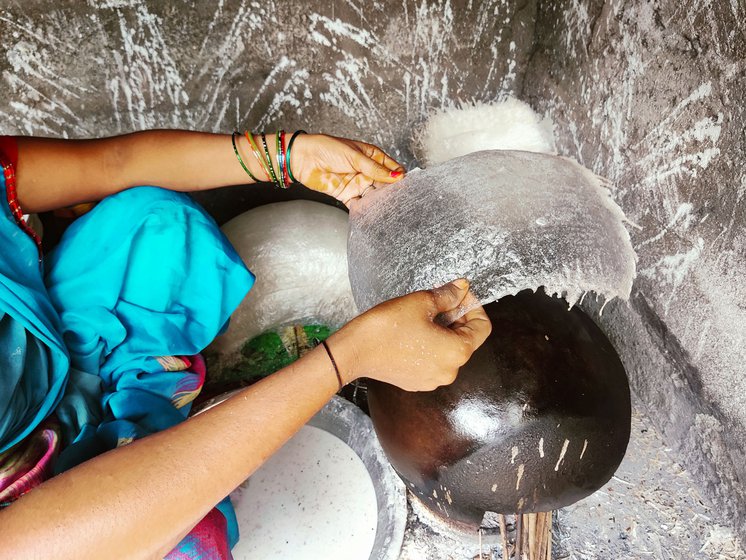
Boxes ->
[367,289,631,527]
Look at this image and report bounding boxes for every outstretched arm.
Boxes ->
[14,131,405,213]
[0,280,490,560]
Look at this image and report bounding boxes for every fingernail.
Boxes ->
[390,170,402,178]
[453,278,469,290]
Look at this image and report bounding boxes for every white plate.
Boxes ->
[194,394,406,560]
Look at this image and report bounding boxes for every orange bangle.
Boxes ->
[244,131,272,181]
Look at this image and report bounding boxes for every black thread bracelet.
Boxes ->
[321,339,344,391]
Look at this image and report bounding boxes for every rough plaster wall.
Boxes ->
[0,0,536,165]
[523,0,746,541]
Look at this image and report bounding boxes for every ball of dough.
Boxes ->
[209,201,357,366]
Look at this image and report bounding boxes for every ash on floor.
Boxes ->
[399,409,744,560]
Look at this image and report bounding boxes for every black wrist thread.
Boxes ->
[321,340,344,391]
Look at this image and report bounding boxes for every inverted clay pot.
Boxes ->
[367,289,631,527]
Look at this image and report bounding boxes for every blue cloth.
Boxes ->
[0,179,253,549]
[0,186,69,455]
[45,187,254,470]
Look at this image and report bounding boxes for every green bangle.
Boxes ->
[275,131,288,189]
[245,131,272,182]
[286,130,306,184]
[231,132,259,182]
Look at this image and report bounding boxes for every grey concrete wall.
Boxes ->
[522,0,746,541]
[0,0,535,165]
[2,0,745,544]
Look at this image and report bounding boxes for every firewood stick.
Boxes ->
[515,514,523,559]
[498,514,510,560]
[523,514,529,559]
[535,512,545,560]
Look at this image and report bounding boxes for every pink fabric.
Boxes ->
[165,507,233,560]
[0,420,60,506]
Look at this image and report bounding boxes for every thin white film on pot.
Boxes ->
[347,150,636,315]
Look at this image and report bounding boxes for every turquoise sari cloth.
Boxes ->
[0,180,253,547]
[0,193,69,455]
[45,187,254,469]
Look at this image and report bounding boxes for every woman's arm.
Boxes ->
[0,280,490,560]
[1,345,341,560]
[15,131,404,213]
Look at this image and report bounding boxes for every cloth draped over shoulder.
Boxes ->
[0,137,255,555]
[0,137,69,455]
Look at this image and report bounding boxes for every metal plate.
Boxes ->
[193,393,406,560]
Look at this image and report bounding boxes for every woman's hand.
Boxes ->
[290,133,406,206]
[328,279,492,391]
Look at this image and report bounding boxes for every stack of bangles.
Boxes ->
[231,130,306,189]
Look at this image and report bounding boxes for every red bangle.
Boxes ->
[279,130,291,187]
[0,154,43,261]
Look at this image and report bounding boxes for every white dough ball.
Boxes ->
[414,97,556,166]
[209,200,357,363]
